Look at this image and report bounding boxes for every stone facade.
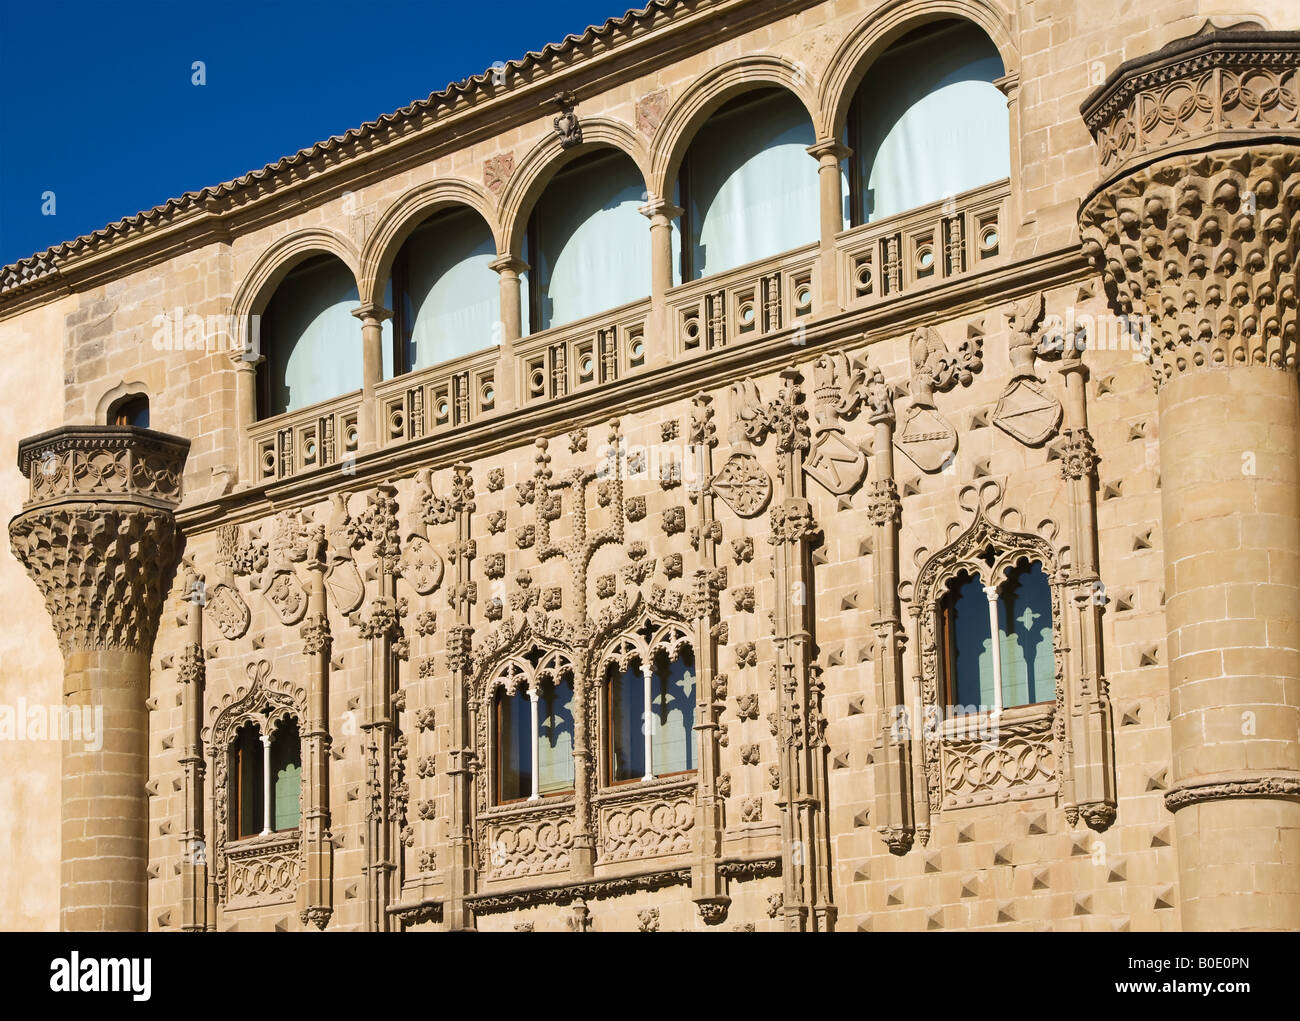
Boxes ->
[1,0,1298,932]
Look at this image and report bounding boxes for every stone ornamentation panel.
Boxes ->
[598,789,696,864]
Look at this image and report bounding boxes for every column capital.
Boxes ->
[1078,26,1300,391]
[9,426,189,656]
[351,303,393,324]
[992,71,1019,100]
[488,253,529,276]
[639,197,684,222]
[806,139,852,164]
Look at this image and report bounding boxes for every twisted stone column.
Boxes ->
[9,426,189,931]
[1080,26,1300,930]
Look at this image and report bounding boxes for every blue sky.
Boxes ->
[0,0,629,267]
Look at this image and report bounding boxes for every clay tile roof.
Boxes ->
[0,0,683,302]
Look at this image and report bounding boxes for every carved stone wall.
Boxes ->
[9,3,1300,933]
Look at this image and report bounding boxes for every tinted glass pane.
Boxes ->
[651,647,697,774]
[271,720,301,831]
[999,561,1055,706]
[497,689,532,802]
[946,571,995,711]
[537,677,575,795]
[608,659,647,783]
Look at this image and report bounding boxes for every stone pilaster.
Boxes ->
[8,425,189,931]
[1080,25,1300,931]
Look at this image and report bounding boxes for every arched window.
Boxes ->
[495,686,532,804]
[940,560,1055,713]
[270,718,302,831]
[230,722,263,840]
[999,560,1055,707]
[228,717,301,837]
[605,643,697,784]
[522,149,650,333]
[677,89,818,280]
[492,655,577,804]
[389,206,498,374]
[107,393,149,427]
[847,20,1009,225]
[257,254,369,417]
[536,676,576,796]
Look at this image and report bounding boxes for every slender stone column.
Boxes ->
[9,426,189,931]
[687,393,727,918]
[229,348,260,486]
[351,303,392,452]
[490,255,527,413]
[299,529,334,930]
[865,371,913,854]
[177,563,208,932]
[640,198,683,367]
[1080,27,1300,930]
[806,140,850,316]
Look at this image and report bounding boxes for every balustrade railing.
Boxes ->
[248,391,361,482]
[836,179,1010,309]
[668,243,818,357]
[514,297,650,406]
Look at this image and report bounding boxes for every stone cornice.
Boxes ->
[17,425,191,512]
[1079,28,1300,391]
[1079,24,1300,195]
[0,0,821,319]
[175,243,1087,535]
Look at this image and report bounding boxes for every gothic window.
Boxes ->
[227,716,302,838]
[107,392,149,427]
[231,722,263,840]
[490,651,577,804]
[495,686,533,803]
[603,627,697,785]
[677,88,819,280]
[846,19,1009,226]
[387,206,499,374]
[522,149,650,333]
[940,557,1055,714]
[270,719,302,831]
[257,254,363,418]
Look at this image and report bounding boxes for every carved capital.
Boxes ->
[1058,427,1099,481]
[9,426,189,657]
[1079,27,1300,390]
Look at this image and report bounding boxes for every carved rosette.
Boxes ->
[1079,28,1300,390]
[9,426,190,656]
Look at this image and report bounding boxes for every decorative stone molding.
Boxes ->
[1081,26,1300,184]
[1164,773,1300,811]
[1079,27,1300,390]
[10,426,189,655]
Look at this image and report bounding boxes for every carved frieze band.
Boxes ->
[1165,773,1300,811]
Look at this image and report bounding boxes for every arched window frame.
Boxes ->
[224,706,303,840]
[488,648,577,806]
[597,620,697,788]
[106,392,150,428]
[937,554,1057,716]
[908,496,1066,812]
[207,660,306,908]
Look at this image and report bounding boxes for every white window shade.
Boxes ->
[852,21,1008,224]
[684,90,818,279]
[529,152,650,333]
[400,209,499,370]
[266,257,361,415]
